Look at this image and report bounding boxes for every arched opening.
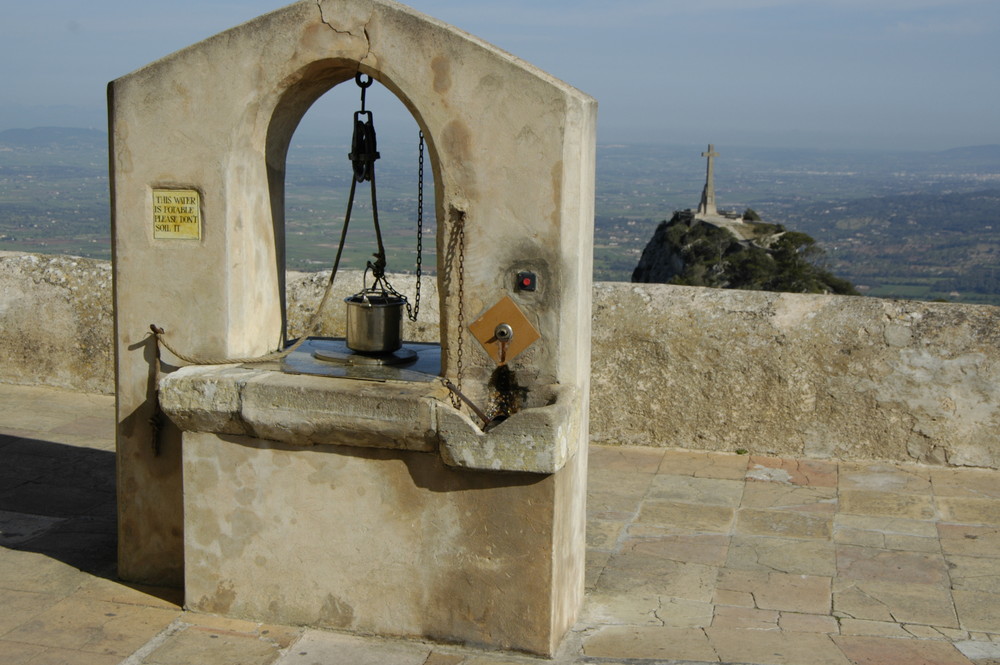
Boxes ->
[266,63,442,370]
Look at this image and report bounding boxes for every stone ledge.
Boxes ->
[159,365,442,452]
[438,384,581,474]
[158,365,579,474]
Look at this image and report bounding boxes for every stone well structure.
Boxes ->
[108,0,595,655]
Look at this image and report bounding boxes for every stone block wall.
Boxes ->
[3,252,998,468]
[590,283,1000,469]
[0,252,113,394]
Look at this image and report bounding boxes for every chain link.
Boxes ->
[449,217,466,410]
[406,131,424,322]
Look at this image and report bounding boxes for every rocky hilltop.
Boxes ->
[632,209,858,295]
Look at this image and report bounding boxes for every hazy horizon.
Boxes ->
[2,1,998,152]
[4,124,1000,158]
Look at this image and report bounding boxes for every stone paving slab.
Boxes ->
[2,383,999,664]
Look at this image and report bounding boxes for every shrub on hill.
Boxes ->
[632,211,859,296]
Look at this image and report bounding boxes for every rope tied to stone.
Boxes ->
[148,248,347,366]
[149,325,296,366]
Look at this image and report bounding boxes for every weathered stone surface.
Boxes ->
[274,632,431,665]
[839,489,936,520]
[647,474,744,506]
[838,618,913,638]
[0,261,435,395]
[158,365,580,474]
[931,467,1000,499]
[952,590,1000,632]
[183,431,587,656]
[712,605,781,630]
[956,640,1000,663]
[622,534,731,566]
[582,625,719,662]
[591,282,1000,469]
[716,569,832,615]
[0,252,113,394]
[748,455,839,487]
[938,497,1000,525]
[742,482,838,514]
[436,384,582,473]
[636,501,735,534]
[595,550,718,601]
[4,256,1000,471]
[726,536,836,576]
[833,579,959,627]
[159,365,441,452]
[658,449,750,479]
[835,545,950,585]
[939,525,1000,557]
[947,555,1000,593]
[585,520,626,551]
[834,635,975,665]
[579,592,662,626]
[735,508,833,539]
[839,460,931,489]
[779,612,839,633]
[707,628,852,665]
[837,514,940,538]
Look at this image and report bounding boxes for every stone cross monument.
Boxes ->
[697,143,719,217]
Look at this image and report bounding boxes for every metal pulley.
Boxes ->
[348,74,380,182]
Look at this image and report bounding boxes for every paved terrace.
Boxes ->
[1,383,998,665]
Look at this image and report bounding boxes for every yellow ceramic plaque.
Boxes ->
[152,189,201,239]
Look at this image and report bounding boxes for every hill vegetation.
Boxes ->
[632,211,858,295]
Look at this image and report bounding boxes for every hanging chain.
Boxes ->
[449,217,466,410]
[404,131,424,322]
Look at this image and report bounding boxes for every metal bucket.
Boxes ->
[344,293,405,354]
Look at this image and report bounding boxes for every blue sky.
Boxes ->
[1,0,998,150]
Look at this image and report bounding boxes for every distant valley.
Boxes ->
[1,127,998,305]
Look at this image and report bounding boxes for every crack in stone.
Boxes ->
[315,0,374,63]
[613,524,637,552]
[744,544,786,574]
[651,596,666,627]
[232,377,253,437]
[902,624,942,640]
[699,626,723,663]
[851,583,896,622]
[362,24,373,63]
[590,560,611,594]
[797,458,835,487]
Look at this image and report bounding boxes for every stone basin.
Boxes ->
[158,363,581,474]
